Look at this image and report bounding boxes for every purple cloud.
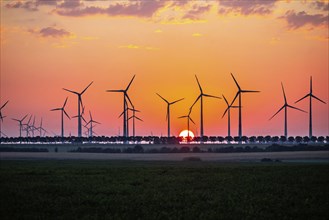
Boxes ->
[6,1,38,11]
[183,4,212,20]
[29,26,72,38]
[218,0,277,16]
[281,10,328,29]
[58,0,83,9]
[56,0,165,17]
[312,1,329,11]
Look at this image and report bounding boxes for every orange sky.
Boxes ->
[1,0,328,137]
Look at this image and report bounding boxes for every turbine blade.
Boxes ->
[156,93,169,104]
[287,105,307,113]
[230,92,239,106]
[269,105,285,120]
[0,100,9,110]
[81,116,87,123]
[281,82,287,104]
[126,75,136,91]
[63,88,79,95]
[135,116,143,122]
[106,90,124,92]
[118,110,125,118]
[50,108,61,111]
[195,75,203,92]
[81,81,93,95]
[63,110,70,119]
[170,98,184,105]
[189,116,196,124]
[311,94,326,104]
[178,115,187,119]
[93,120,101,124]
[295,94,310,103]
[222,107,229,119]
[12,118,20,122]
[230,73,241,90]
[125,94,134,108]
[190,95,201,110]
[222,95,229,106]
[27,115,32,124]
[203,94,221,99]
[89,111,92,120]
[310,76,312,93]
[21,114,28,122]
[63,97,68,108]
[241,90,260,93]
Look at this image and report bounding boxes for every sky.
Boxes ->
[1,0,328,138]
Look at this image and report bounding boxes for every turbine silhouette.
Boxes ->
[107,75,135,138]
[270,83,307,138]
[156,93,184,138]
[178,109,195,142]
[190,75,221,141]
[0,100,9,140]
[222,94,238,138]
[230,73,260,142]
[12,114,28,139]
[50,97,70,139]
[295,76,326,138]
[63,81,93,138]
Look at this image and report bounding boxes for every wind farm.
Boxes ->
[1,1,328,219]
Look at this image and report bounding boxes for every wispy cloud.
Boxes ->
[6,1,38,11]
[119,44,159,50]
[55,0,165,17]
[29,26,73,38]
[183,4,211,20]
[192,33,203,37]
[312,1,329,11]
[280,10,328,29]
[218,0,278,16]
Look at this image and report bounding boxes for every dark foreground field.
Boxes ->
[1,161,328,220]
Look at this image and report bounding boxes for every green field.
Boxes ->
[1,160,328,219]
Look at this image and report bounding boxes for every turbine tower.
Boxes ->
[106,75,135,138]
[222,95,238,138]
[269,83,307,138]
[0,100,9,140]
[156,93,184,138]
[12,114,28,138]
[230,73,260,142]
[63,81,93,138]
[190,75,221,140]
[50,97,70,139]
[295,76,326,138]
[178,109,195,142]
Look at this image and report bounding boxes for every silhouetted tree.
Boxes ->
[288,136,295,143]
[303,136,310,143]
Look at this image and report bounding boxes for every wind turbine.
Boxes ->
[295,76,326,138]
[23,115,32,137]
[222,94,238,138]
[178,109,195,142]
[127,107,143,137]
[36,117,47,137]
[190,75,221,140]
[230,73,260,142]
[12,114,28,138]
[106,75,135,138]
[156,93,184,138]
[86,111,100,138]
[50,97,70,139]
[269,83,307,138]
[0,100,9,140]
[63,81,93,138]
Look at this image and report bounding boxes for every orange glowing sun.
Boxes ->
[179,130,195,139]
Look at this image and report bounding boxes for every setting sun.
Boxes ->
[179,130,195,139]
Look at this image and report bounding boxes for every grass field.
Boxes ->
[1,160,328,219]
